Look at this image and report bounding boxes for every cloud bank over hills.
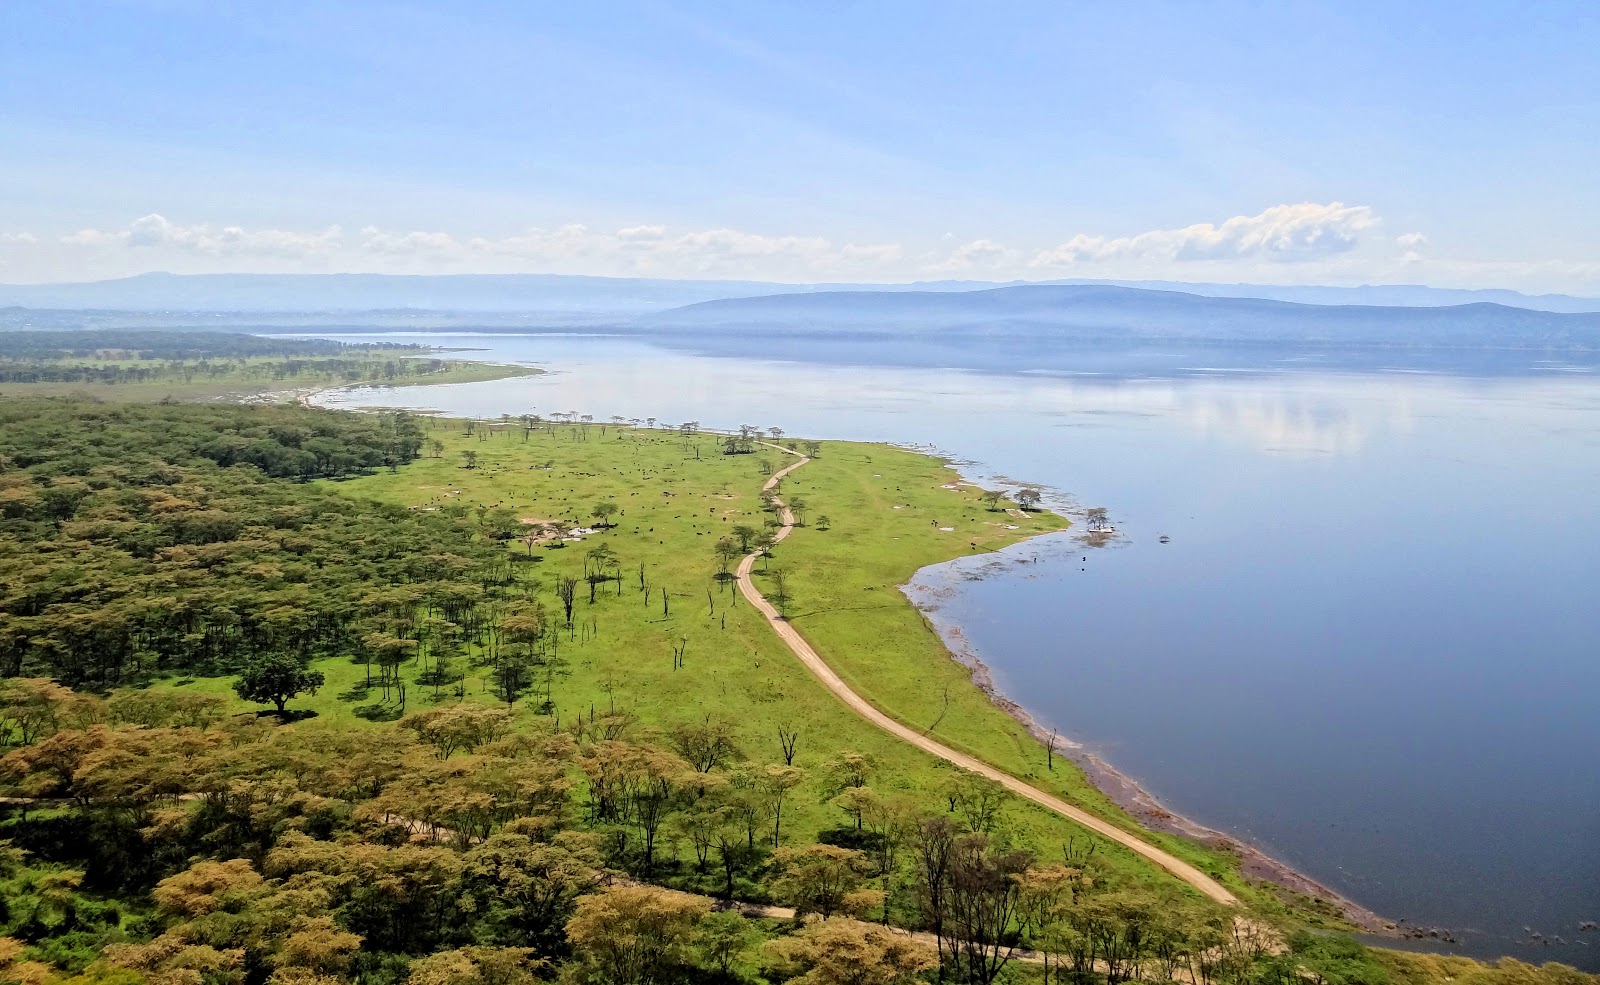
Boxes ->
[5,202,1594,295]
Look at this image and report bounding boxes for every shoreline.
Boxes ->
[900,529,1394,935]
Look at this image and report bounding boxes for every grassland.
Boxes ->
[153,417,1325,922]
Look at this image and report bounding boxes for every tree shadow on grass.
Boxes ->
[253,709,319,724]
[354,702,404,722]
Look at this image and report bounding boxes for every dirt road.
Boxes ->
[736,443,1239,907]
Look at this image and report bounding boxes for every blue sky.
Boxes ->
[2,0,1597,290]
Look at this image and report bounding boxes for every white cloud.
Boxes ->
[616,225,667,243]
[62,214,344,257]
[359,227,460,255]
[21,210,1598,295]
[1032,202,1379,268]
[929,238,1015,272]
[1396,231,1428,263]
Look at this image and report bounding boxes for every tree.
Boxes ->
[768,568,791,618]
[803,440,821,457]
[712,536,741,578]
[823,750,877,793]
[400,705,511,759]
[556,576,579,627]
[776,722,801,765]
[1016,487,1042,510]
[232,654,325,715]
[762,919,937,985]
[461,449,479,469]
[761,764,807,846]
[945,834,1034,985]
[591,501,619,527]
[695,911,756,978]
[671,717,741,773]
[459,832,602,955]
[980,490,1004,511]
[731,524,758,553]
[948,770,1009,835]
[408,947,545,985]
[771,844,875,918]
[565,885,710,985]
[910,816,959,962]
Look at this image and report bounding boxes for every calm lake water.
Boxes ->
[307,332,1600,966]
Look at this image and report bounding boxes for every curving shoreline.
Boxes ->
[901,532,1394,934]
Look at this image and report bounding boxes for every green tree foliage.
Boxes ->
[0,400,500,688]
[232,654,326,714]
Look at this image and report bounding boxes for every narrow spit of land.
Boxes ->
[739,442,1240,907]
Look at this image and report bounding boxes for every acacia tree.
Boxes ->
[670,717,741,773]
[565,885,710,985]
[761,764,806,846]
[1016,487,1043,510]
[980,490,1004,511]
[712,537,741,580]
[945,834,1034,985]
[771,844,876,919]
[232,653,325,715]
[591,501,618,527]
[763,919,936,985]
[768,568,791,617]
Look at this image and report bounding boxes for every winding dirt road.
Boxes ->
[736,443,1239,908]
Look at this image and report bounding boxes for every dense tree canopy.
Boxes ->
[0,400,500,688]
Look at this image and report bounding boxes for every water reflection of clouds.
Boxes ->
[988,374,1421,457]
[317,334,1599,464]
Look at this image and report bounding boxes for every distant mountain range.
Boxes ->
[0,271,1597,316]
[2,274,1599,352]
[641,285,1600,350]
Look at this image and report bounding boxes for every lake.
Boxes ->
[307,331,1600,966]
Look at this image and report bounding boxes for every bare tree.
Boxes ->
[556,576,578,627]
[777,721,801,765]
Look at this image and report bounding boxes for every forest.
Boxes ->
[0,397,1592,985]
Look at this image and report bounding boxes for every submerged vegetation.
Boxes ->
[0,387,1590,985]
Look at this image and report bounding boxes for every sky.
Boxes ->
[2,0,1598,292]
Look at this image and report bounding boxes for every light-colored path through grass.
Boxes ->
[738,442,1240,908]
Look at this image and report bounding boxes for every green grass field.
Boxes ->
[156,419,1323,922]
